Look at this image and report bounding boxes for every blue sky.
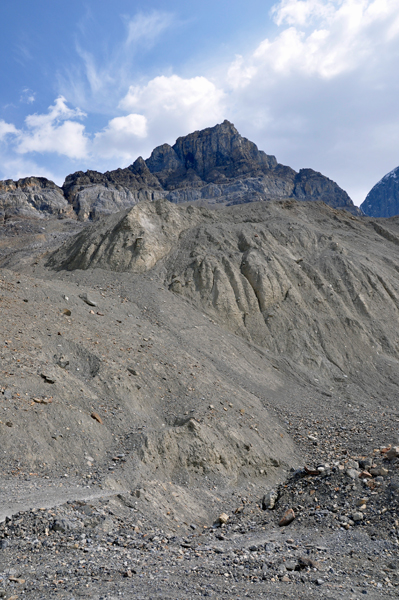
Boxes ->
[1,1,399,205]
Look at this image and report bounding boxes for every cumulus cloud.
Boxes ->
[93,114,148,160]
[119,75,225,142]
[16,96,88,159]
[88,75,225,165]
[229,0,399,83]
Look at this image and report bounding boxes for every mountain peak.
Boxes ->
[361,165,399,217]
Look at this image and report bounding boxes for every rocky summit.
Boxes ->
[361,166,399,218]
[1,121,360,222]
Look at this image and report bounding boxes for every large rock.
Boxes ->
[361,166,399,217]
[0,177,72,221]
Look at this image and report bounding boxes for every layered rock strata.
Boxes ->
[1,121,361,220]
[0,177,72,221]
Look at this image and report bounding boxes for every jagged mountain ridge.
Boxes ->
[361,166,399,218]
[1,120,360,221]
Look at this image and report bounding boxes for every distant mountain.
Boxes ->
[1,120,361,221]
[360,167,399,218]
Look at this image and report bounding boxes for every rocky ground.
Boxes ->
[0,442,398,599]
[1,200,399,599]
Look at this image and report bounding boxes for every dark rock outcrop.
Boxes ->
[0,177,72,221]
[64,121,360,219]
[1,121,361,221]
[361,167,399,217]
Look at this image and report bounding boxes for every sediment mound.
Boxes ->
[49,199,399,397]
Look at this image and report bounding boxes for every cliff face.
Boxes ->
[361,167,399,218]
[1,121,361,220]
[0,177,72,221]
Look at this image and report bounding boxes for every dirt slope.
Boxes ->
[1,199,399,598]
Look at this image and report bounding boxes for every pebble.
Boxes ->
[262,490,278,510]
[79,293,97,307]
[279,508,295,526]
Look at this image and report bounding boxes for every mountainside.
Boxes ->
[48,198,399,392]
[1,121,361,221]
[361,166,399,217]
[1,198,399,597]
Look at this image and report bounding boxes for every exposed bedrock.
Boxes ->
[0,177,72,221]
[1,121,360,221]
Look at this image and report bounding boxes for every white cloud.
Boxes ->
[0,120,18,140]
[20,88,36,104]
[228,0,399,82]
[119,75,225,140]
[93,114,148,160]
[16,96,88,159]
[87,75,225,165]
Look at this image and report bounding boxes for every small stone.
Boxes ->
[62,308,71,316]
[91,412,103,424]
[218,513,229,525]
[40,371,56,384]
[316,578,324,586]
[359,471,372,479]
[386,446,399,460]
[279,508,295,526]
[123,570,133,578]
[356,498,368,506]
[297,557,317,570]
[8,576,25,584]
[79,293,97,307]
[33,396,52,404]
[281,575,290,582]
[285,561,297,571]
[127,368,139,376]
[262,490,278,510]
[0,539,9,549]
[53,518,75,532]
[346,468,360,479]
[352,511,364,522]
[370,467,387,476]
